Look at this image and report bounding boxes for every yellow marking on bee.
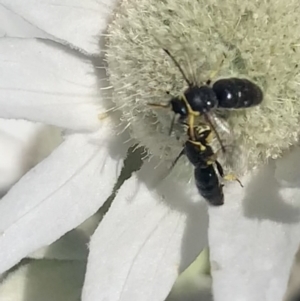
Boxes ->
[181,94,202,140]
[193,124,214,146]
[181,94,200,117]
[188,139,206,151]
[199,143,206,151]
[188,114,196,140]
[195,123,210,133]
[205,131,214,144]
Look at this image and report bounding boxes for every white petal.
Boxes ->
[83,163,209,301]
[0,259,85,301]
[209,148,300,301]
[0,5,48,38]
[0,38,103,130]
[0,122,125,274]
[0,119,43,193]
[0,0,118,55]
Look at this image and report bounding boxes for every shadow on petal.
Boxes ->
[242,155,300,224]
[23,260,85,301]
[137,159,209,273]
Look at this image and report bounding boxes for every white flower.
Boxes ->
[1,1,300,301]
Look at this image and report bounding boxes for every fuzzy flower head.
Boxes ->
[107,0,300,176]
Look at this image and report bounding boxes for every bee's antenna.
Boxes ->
[163,48,192,87]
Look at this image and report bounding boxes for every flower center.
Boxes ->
[106,0,300,176]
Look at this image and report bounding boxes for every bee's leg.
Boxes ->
[187,114,196,140]
[215,161,243,187]
[180,93,201,141]
[170,148,185,171]
[206,53,226,85]
[223,173,244,187]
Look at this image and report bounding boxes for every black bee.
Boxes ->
[187,125,225,205]
[149,49,263,144]
[173,124,241,206]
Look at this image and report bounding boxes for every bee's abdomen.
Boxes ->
[194,165,224,206]
[213,78,263,109]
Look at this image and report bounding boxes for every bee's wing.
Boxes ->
[209,112,235,145]
[208,113,247,175]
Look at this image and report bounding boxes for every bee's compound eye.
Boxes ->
[170,98,188,118]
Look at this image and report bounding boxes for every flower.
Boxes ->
[1,1,300,301]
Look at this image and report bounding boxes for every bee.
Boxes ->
[186,125,225,206]
[174,123,242,206]
[149,48,263,147]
